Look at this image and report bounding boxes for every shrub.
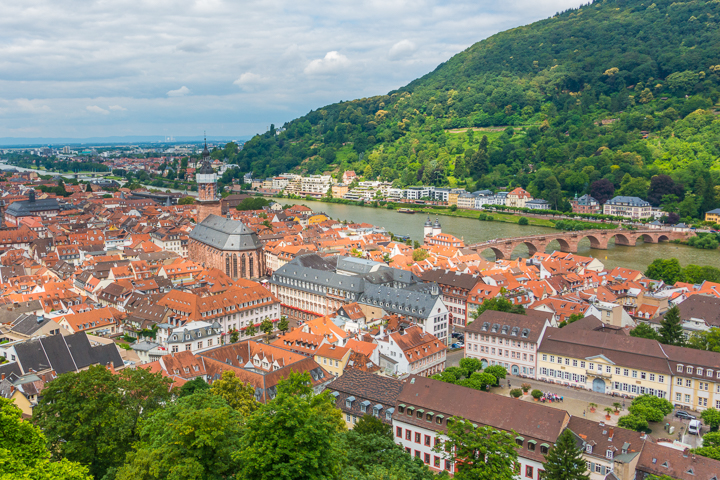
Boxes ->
[510,389,523,398]
[531,389,543,399]
[521,383,531,392]
[518,217,529,226]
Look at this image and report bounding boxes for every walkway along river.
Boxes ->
[302,201,719,272]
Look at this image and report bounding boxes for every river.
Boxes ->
[302,201,719,272]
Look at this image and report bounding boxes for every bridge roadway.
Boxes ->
[467,228,694,259]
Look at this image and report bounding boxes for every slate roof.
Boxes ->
[5,198,60,216]
[420,269,479,291]
[637,440,720,480]
[466,309,552,344]
[10,314,54,336]
[606,196,650,206]
[12,332,122,375]
[0,301,43,325]
[358,283,439,319]
[188,214,263,251]
[327,369,403,424]
[651,294,720,327]
[336,256,383,275]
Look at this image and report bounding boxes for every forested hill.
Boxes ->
[225,0,720,218]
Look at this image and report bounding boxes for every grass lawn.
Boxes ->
[422,207,557,228]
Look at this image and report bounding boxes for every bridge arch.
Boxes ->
[545,237,572,253]
[608,232,634,247]
[577,234,606,250]
[657,234,670,243]
[640,233,657,244]
[478,247,506,261]
[510,241,541,258]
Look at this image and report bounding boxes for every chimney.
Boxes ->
[1,373,4,380]
[608,427,614,441]
[9,385,14,394]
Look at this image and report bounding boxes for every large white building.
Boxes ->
[602,196,652,219]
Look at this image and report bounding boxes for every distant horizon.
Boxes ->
[0,135,252,148]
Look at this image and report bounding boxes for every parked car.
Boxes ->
[675,410,696,420]
[451,343,463,349]
[688,419,702,435]
[452,332,464,339]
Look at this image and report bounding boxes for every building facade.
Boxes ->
[603,196,652,219]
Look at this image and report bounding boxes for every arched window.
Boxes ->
[226,255,230,275]
[249,255,254,278]
[241,255,246,278]
[233,255,238,278]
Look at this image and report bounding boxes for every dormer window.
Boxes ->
[586,445,593,454]
[677,364,683,372]
[345,396,355,408]
[606,450,613,459]
[687,366,693,374]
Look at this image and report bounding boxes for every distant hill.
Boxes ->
[227,0,720,217]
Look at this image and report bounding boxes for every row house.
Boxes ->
[464,310,552,378]
[375,326,447,377]
[419,269,479,327]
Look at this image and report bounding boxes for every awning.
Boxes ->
[398,404,406,409]
[516,436,524,442]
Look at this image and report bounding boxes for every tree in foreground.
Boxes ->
[434,417,518,480]
[353,414,392,439]
[341,429,445,480]
[115,391,245,480]
[702,408,720,431]
[260,318,274,341]
[0,397,91,480]
[694,432,720,460]
[277,316,290,334]
[209,370,258,416]
[617,414,649,432]
[540,428,589,480]
[658,306,685,346]
[177,376,210,398]
[33,365,172,480]
[233,371,346,480]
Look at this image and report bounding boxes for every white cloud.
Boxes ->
[0,0,586,138]
[304,51,350,76]
[389,39,417,60]
[86,105,109,115]
[167,86,190,97]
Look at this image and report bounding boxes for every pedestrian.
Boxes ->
[583,410,585,417]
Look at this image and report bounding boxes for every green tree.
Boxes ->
[229,328,240,343]
[116,391,244,480]
[434,418,518,480]
[277,316,290,334]
[459,358,483,377]
[353,414,392,438]
[177,377,210,398]
[518,216,529,225]
[341,430,442,480]
[412,248,430,262]
[693,432,720,460]
[33,365,172,480]
[688,328,720,352]
[658,306,685,346]
[233,372,345,480]
[471,298,525,319]
[461,371,497,391]
[245,324,257,337]
[701,408,720,431]
[629,323,660,341]
[85,183,93,192]
[631,395,673,417]
[260,318,274,340]
[483,365,507,382]
[644,258,683,285]
[0,397,91,480]
[617,414,648,432]
[540,428,589,480]
[178,196,195,205]
[209,370,258,416]
[559,313,584,328]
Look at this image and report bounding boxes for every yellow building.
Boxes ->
[706,208,720,224]
[308,214,329,225]
[331,184,349,198]
[664,345,720,412]
[537,326,673,399]
[314,344,352,378]
[448,192,460,207]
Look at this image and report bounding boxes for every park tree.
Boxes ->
[33,365,172,480]
[233,372,345,480]
[617,414,649,432]
[693,432,720,460]
[483,365,507,382]
[260,318,274,341]
[209,370,258,416]
[116,391,244,480]
[0,397,91,480]
[277,316,290,334]
[629,323,660,341]
[459,357,483,377]
[353,414,392,438]
[434,418,518,480]
[541,429,589,480]
[177,377,210,398]
[461,371,497,391]
[701,408,720,431]
[644,258,682,285]
[658,306,685,346]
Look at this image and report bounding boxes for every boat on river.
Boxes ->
[397,208,416,214]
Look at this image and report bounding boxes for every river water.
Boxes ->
[304,201,719,272]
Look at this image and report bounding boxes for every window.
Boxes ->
[623,369,629,376]
[641,372,646,380]
[526,466,534,478]
[528,441,536,451]
[516,437,524,447]
[606,450,614,459]
[586,445,593,454]
[424,453,430,464]
[415,432,421,443]
[434,456,440,468]
[595,464,602,474]
[540,444,549,455]
[580,361,586,368]
[686,379,692,388]
[649,373,655,381]
[615,367,620,375]
[687,366,693,374]
[406,430,412,441]
[632,370,638,378]
[685,394,691,403]
[396,427,402,437]
[415,450,421,458]
[589,363,594,370]
[573,360,578,367]
[677,364,684,372]
[542,354,547,361]
[676,393,682,401]
[425,435,431,446]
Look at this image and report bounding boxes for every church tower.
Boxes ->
[423,216,433,237]
[432,217,442,236]
[196,137,222,224]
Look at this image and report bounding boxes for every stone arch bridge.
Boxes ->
[467,229,694,260]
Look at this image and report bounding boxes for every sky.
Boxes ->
[0,0,585,141]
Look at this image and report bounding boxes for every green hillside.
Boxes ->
[224,0,720,218]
